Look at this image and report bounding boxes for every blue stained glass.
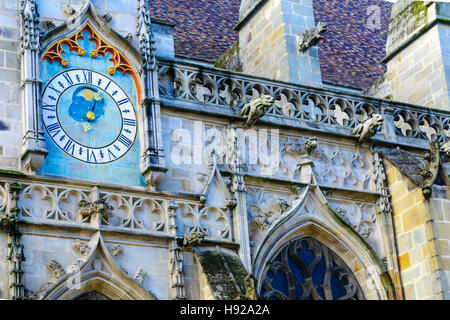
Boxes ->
[260,237,364,300]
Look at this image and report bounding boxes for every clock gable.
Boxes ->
[38,22,145,186]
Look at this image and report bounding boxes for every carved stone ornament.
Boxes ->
[33,232,156,300]
[101,13,112,23]
[380,141,440,198]
[20,0,48,173]
[0,210,19,230]
[72,239,91,257]
[236,274,258,300]
[182,231,205,247]
[296,21,328,53]
[63,5,76,17]
[352,113,384,143]
[134,267,147,283]
[240,94,274,127]
[284,137,318,157]
[440,140,450,161]
[109,244,124,258]
[277,199,291,213]
[47,259,65,279]
[78,198,114,219]
[420,141,440,198]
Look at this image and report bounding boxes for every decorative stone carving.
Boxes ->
[296,22,328,53]
[137,0,167,189]
[420,141,440,198]
[101,13,112,23]
[78,198,114,219]
[72,239,91,257]
[277,199,290,213]
[1,183,26,300]
[240,95,274,127]
[331,202,376,241]
[40,20,55,31]
[62,5,76,17]
[284,137,317,156]
[34,232,156,300]
[19,0,48,173]
[352,114,383,143]
[109,244,124,258]
[441,140,450,160]
[291,184,307,199]
[311,145,375,192]
[47,260,65,279]
[169,240,186,299]
[182,231,205,247]
[124,32,133,43]
[134,267,147,283]
[247,188,295,234]
[0,210,19,229]
[236,274,257,300]
[380,141,440,198]
[358,221,374,240]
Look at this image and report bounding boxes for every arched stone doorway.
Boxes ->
[259,236,364,300]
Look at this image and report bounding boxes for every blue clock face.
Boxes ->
[41,68,138,164]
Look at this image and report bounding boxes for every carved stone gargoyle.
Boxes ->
[380,140,440,198]
[296,21,328,53]
[78,198,114,220]
[240,94,274,127]
[352,113,383,143]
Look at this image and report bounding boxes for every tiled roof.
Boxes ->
[149,0,392,90]
[313,0,392,89]
[149,0,241,63]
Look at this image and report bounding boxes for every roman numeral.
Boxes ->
[86,149,97,163]
[63,73,74,86]
[123,118,136,127]
[117,98,129,106]
[42,103,56,112]
[48,84,61,95]
[107,149,117,161]
[83,70,93,84]
[104,80,111,91]
[63,139,75,155]
[46,122,61,137]
[118,134,133,148]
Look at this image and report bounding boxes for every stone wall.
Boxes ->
[39,0,137,36]
[384,160,447,299]
[385,24,448,109]
[237,0,322,86]
[367,1,450,111]
[0,0,21,170]
[429,185,450,300]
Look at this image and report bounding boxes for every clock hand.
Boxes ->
[86,92,103,121]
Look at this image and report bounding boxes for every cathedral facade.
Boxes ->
[0,0,448,300]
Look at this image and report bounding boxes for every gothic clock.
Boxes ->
[39,23,144,185]
[41,69,137,164]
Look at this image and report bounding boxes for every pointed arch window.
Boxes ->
[260,236,364,300]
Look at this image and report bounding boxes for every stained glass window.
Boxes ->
[260,237,364,300]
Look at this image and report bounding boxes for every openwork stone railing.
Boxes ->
[158,59,450,147]
[0,178,232,242]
